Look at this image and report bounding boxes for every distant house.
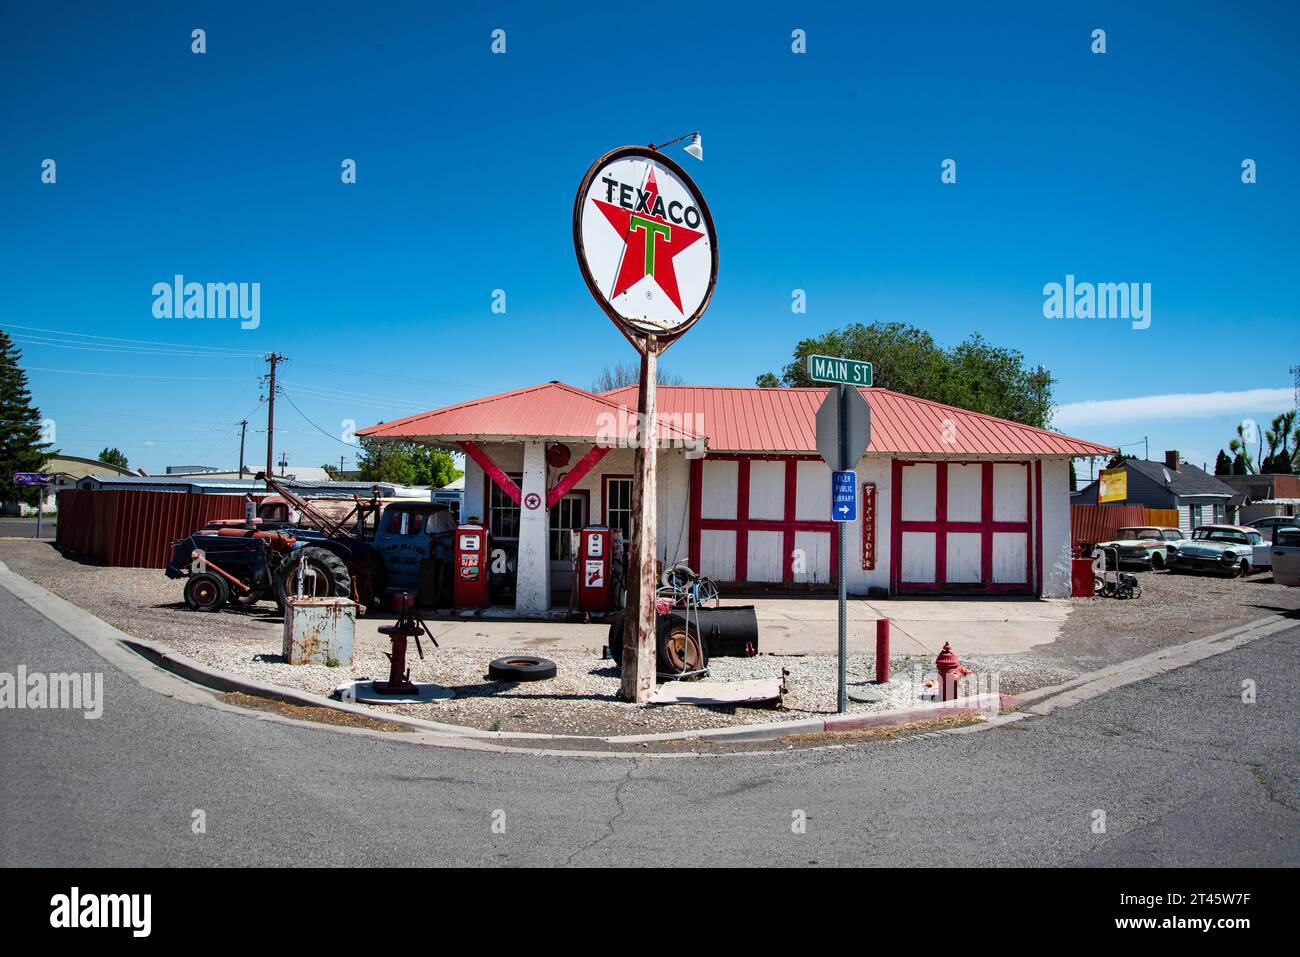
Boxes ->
[1216,473,1300,524]
[1071,451,1236,532]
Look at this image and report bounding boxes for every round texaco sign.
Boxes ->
[573,146,718,345]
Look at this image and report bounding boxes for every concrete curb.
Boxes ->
[1,557,1291,750]
[0,558,1020,746]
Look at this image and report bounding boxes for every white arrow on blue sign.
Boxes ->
[831,470,857,522]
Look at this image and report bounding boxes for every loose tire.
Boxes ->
[656,621,708,677]
[607,616,625,663]
[185,573,229,612]
[275,546,352,605]
[488,656,557,682]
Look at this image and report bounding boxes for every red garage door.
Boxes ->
[891,461,1034,594]
[689,456,839,588]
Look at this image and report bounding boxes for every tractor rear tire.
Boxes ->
[185,573,229,612]
[275,547,353,605]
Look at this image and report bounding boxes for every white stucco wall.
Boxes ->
[1040,457,1073,597]
[459,442,1073,601]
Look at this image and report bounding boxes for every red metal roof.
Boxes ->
[356,381,700,445]
[601,385,1112,456]
[359,382,1113,457]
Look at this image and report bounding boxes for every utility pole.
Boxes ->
[1144,436,1149,461]
[263,353,284,486]
[237,419,249,477]
[278,452,289,476]
[339,456,346,476]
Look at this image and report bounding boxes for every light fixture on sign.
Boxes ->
[650,130,703,162]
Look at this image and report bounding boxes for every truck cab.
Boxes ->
[370,503,438,590]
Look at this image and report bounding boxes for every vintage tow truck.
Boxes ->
[166,473,447,613]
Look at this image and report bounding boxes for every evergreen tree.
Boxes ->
[1213,450,1233,475]
[0,330,53,506]
[98,447,129,470]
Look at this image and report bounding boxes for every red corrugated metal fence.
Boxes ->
[56,489,257,568]
[1071,504,1182,550]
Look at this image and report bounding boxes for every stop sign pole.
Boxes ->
[811,355,873,713]
[836,383,849,712]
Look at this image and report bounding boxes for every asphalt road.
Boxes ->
[0,517,55,540]
[1,583,1296,867]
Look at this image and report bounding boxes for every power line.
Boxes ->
[8,334,259,359]
[2,323,264,356]
[24,366,248,381]
[281,390,364,448]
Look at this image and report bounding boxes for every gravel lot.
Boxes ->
[1044,563,1300,671]
[0,539,1071,736]
[4,537,1294,736]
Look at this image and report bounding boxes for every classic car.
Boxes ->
[1253,522,1300,570]
[1094,526,1186,569]
[1166,524,1263,577]
[1268,528,1300,586]
[1246,515,1300,541]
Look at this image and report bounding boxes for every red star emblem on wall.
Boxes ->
[590,167,704,314]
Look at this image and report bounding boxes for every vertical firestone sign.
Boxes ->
[574,146,718,703]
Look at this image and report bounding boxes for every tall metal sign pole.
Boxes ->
[574,144,718,703]
[811,355,872,713]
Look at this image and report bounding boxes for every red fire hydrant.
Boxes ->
[935,642,960,702]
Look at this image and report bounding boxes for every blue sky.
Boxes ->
[2,1,1297,476]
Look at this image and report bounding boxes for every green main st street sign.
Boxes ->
[806,354,873,386]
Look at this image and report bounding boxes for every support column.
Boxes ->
[516,441,551,613]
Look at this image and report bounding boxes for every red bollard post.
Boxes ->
[875,618,890,684]
[935,642,960,702]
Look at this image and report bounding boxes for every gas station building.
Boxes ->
[358,381,1111,612]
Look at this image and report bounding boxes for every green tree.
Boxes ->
[755,372,780,388]
[1228,422,1258,475]
[0,330,53,506]
[1106,452,1138,469]
[759,322,1054,427]
[1213,450,1233,475]
[356,438,416,485]
[406,444,463,487]
[98,447,129,470]
[355,439,462,487]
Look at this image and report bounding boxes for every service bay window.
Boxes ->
[549,493,588,562]
[603,476,634,542]
[489,473,523,540]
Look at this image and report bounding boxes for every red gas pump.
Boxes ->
[576,525,615,613]
[453,524,490,608]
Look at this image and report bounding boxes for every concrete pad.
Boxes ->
[651,678,783,706]
[340,680,455,704]
[347,594,1070,659]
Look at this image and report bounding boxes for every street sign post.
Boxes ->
[813,368,872,713]
[13,473,54,540]
[831,470,858,522]
[807,354,873,387]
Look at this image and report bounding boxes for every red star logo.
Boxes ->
[591,167,704,314]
